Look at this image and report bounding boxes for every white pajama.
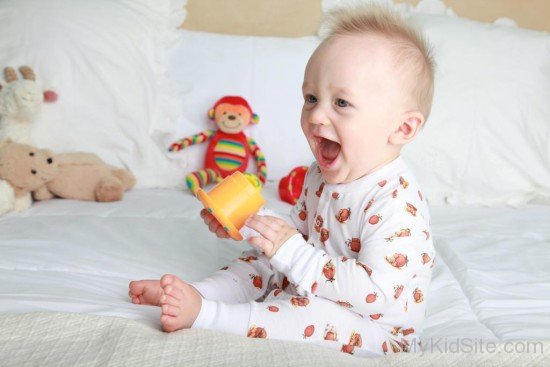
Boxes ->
[191,157,435,356]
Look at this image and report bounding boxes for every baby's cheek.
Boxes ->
[343,141,374,171]
[343,138,364,158]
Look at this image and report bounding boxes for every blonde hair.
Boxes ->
[322,5,435,120]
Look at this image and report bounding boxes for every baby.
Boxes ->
[129,5,436,357]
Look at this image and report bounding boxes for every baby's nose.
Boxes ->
[308,109,330,126]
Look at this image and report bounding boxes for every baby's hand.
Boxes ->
[245,215,298,258]
[200,208,230,239]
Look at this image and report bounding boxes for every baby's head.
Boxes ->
[301,5,435,184]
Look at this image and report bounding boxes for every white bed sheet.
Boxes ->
[1,184,549,343]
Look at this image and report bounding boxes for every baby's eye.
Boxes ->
[335,98,349,108]
[304,95,317,104]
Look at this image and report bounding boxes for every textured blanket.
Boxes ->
[0,312,548,366]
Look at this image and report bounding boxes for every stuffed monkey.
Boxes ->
[169,96,267,194]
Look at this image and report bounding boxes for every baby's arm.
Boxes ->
[244,181,311,259]
[194,208,287,304]
[270,194,434,317]
[289,195,309,237]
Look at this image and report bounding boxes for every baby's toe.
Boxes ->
[160,274,176,288]
[129,294,140,304]
[160,293,180,307]
[161,274,187,290]
[161,315,177,332]
[163,285,184,300]
[128,291,140,304]
[162,304,180,317]
[129,280,144,296]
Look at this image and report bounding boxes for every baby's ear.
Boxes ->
[389,112,424,145]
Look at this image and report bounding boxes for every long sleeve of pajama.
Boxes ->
[191,157,435,357]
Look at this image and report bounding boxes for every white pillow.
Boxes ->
[0,0,186,188]
[165,30,319,181]
[402,14,550,206]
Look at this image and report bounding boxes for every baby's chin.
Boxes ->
[318,157,379,185]
[318,164,353,185]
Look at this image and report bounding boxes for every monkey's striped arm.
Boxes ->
[169,129,216,152]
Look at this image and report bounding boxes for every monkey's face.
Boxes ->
[214,103,252,133]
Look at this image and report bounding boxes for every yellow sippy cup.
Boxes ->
[196,171,265,240]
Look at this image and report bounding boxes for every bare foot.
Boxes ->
[159,274,202,332]
[128,280,163,306]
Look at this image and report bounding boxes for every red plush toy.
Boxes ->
[279,166,308,205]
[169,96,267,194]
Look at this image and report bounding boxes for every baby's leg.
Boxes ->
[128,276,203,332]
[129,249,282,331]
[190,249,283,304]
[129,248,275,306]
[192,207,292,304]
[195,292,394,357]
[249,293,392,356]
[185,168,222,194]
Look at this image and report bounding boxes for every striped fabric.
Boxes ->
[248,137,267,184]
[213,139,247,171]
[186,168,222,194]
[169,130,215,152]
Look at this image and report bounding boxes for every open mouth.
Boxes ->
[316,136,341,167]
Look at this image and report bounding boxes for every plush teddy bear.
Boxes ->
[0,66,58,212]
[0,140,135,216]
[169,96,267,194]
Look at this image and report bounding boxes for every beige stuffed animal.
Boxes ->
[0,141,135,215]
[0,66,59,212]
